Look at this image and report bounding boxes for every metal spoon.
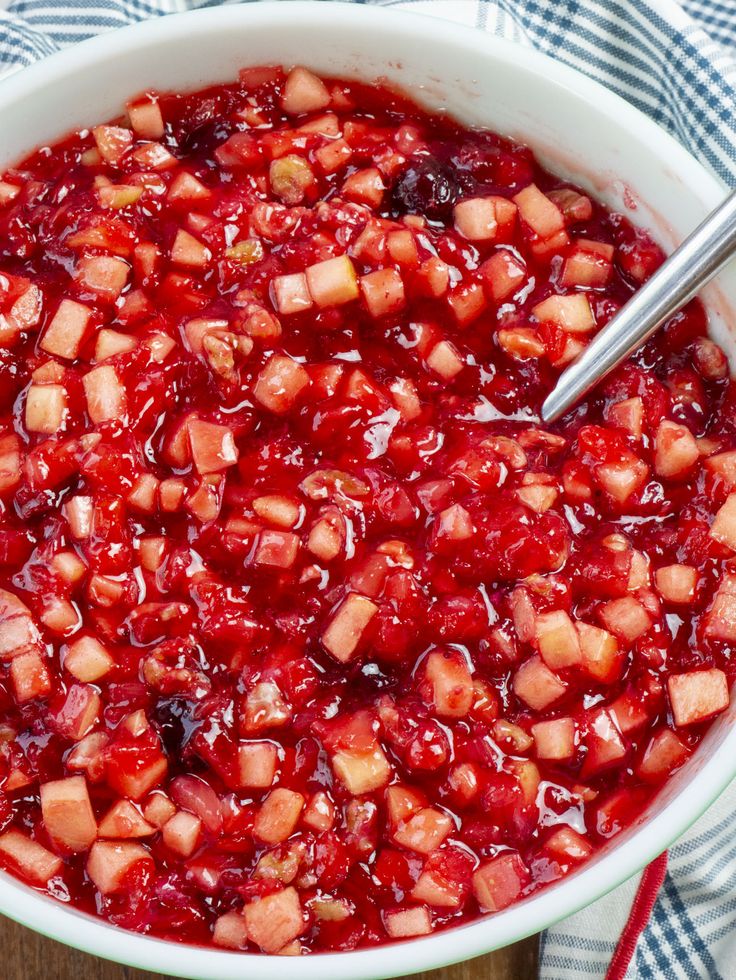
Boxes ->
[541,187,736,424]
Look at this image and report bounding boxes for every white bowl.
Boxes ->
[0,3,733,978]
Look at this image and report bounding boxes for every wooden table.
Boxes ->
[0,916,538,979]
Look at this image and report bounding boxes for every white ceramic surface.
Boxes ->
[0,4,733,978]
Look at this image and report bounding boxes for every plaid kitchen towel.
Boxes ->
[1,1,736,978]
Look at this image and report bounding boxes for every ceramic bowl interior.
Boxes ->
[0,4,732,978]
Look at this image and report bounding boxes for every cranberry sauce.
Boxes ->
[0,65,733,953]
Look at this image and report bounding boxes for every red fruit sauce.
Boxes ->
[0,64,734,953]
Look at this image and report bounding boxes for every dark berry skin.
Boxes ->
[391,155,460,221]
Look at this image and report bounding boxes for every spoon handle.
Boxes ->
[541,186,736,423]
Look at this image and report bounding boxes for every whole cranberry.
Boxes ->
[391,155,460,221]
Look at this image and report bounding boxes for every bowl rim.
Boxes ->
[0,3,731,978]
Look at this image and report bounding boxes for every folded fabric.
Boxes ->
[0,1,735,978]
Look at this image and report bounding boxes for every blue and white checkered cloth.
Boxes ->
[2,1,736,977]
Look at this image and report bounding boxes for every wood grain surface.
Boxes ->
[0,915,538,980]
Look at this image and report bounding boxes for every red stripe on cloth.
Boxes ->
[605,852,668,980]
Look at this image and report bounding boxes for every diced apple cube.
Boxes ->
[535,610,582,669]
[0,829,62,885]
[40,299,91,359]
[636,728,689,781]
[213,911,249,950]
[393,807,452,855]
[480,249,527,303]
[543,827,594,863]
[95,328,137,361]
[472,853,530,912]
[332,745,391,795]
[64,635,114,682]
[576,622,622,683]
[253,354,309,414]
[342,167,385,208]
[596,457,649,503]
[253,494,301,529]
[253,529,300,568]
[321,593,378,662]
[86,840,152,895]
[560,239,614,288]
[253,788,305,845]
[598,596,652,644]
[40,775,97,852]
[532,293,595,333]
[281,67,331,114]
[655,419,699,478]
[383,906,432,938]
[83,364,127,424]
[426,340,464,380]
[75,254,129,301]
[188,419,238,475]
[532,717,576,760]
[705,573,736,641]
[360,268,405,318]
[92,125,133,164]
[454,197,499,241]
[581,708,627,776]
[25,384,67,434]
[306,255,359,308]
[10,648,51,703]
[0,433,21,492]
[605,397,644,439]
[423,649,474,717]
[238,741,279,789]
[244,886,305,953]
[171,229,211,268]
[272,272,313,315]
[162,810,202,857]
[655,564,697,604]
[98,799,155,838]
[513,656,566,710]
[711,493,736,551]
[667,668,729,726]
[143,792,177,829]
[497,326,545,359]
[127,96,165,139]
[513,184,569,254]
[302,791,335,832]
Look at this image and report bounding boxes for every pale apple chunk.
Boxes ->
[86,840,153,895]
[305,255,359,308]
[162,810,202,857]
[534,610,582,669]
[0,829,62,885]
[171,229,211,268]
[188,419,238,475]
[321,593,378,662]
[253,354,309,413]
[238,740,279,790]
[74,254,129,301]
[332,745,391,795]
[25,384,67,434]
[393,807,452,854]
[532,717,576,760]
[654,419,699,478]
[213,910,249,950]
[98,800,156,839]
[654,564,697,604]
[64,635,114,682]
[253,788,305,845]
[710,493,736,551]
[426,340,464,380]
[127,97,165,139]
[244,886,305,954]
[83,365,127,423]
[423,649,474,718]
[383,906,432,938]
[532,294,595,333]
[360,268,405,317]
[472,852,529,912]
[40,775,97,852]
[40,299,91,359]
[668,668,729,726]
[512,656,566,711]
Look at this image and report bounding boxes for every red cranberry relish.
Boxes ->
[0,64,734,953]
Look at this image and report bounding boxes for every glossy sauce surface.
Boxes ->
[0,66,734,953]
